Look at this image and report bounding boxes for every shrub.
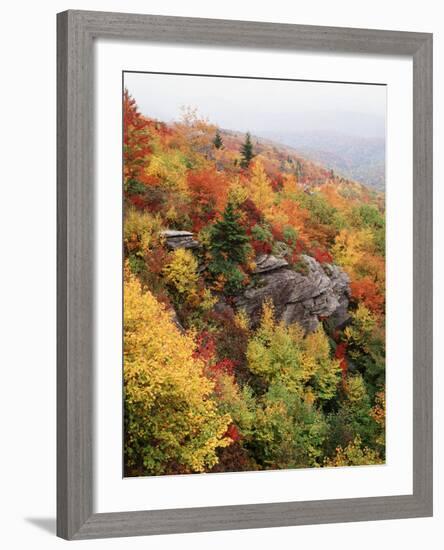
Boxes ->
[163,248,199,298]
[251,383,328,469]
[324,435,383,467]
[246,301,341,400]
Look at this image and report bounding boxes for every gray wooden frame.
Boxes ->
[57,9,433,540]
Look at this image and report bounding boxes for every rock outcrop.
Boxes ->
[159,229,350,333]
[236,254,350,332]
[253,254,289,274]
[161,230,200,251]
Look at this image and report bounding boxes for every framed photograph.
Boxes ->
[57,10,433,540]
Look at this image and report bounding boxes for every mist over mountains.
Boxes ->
[257,131,385,191]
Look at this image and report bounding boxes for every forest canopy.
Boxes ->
[123,89,386,476]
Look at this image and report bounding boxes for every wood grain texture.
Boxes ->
[57,10,94,540]
[412,34,433,512]
[57,10,433,540]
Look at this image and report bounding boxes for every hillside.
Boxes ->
[123,91,386,477]
[258,130,385,191]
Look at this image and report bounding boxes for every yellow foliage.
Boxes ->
[344,304,376,352]
[124,271,231,474]
[234,309,250,331]
[371,390,386,427]
[163,248,199,298]
[344,374,368,406]
[123,207,163,255]
[332,228,375,272]
[303,328,341,399]
[281,173,299,196]
[227,175,249,206]
[247,301,340,399]
[144,149,188,192]
[246,159,275,213]
[371,390,386,448]
[324,436,383,467]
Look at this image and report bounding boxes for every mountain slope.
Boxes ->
[257,131,385,191]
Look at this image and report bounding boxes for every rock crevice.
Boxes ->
[236,254,350,332]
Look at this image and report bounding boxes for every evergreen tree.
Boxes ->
[208,202,251,294]
[209,202,249,264]
[295,160,303,180]
[213,129,224,149]
[240,132,254,168]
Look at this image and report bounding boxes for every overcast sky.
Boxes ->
[124,72,386,140]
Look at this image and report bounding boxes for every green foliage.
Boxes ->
[251,223,273,244]
[325,373,379,455]
[240,131,255,168]
[282,225,298,245]
[354,204,385,229]
[216,375,257,438]
[213,129,224,149]
[345,305,385,393]
[297,190,337,226]
[209,202,250,263]
[208,202,251,294]
[325,435,383,467]
[251,383,328,469]
[125,178,149,196]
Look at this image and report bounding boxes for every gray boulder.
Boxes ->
[236,254,350,332]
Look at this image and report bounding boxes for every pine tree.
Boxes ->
[240,132,254,168]
[213,129,224,149]
[295,160,303,181]
[209,202,250,264]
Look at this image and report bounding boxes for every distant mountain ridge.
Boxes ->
[255,131,385,191]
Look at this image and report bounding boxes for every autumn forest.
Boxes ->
[123,80,386,477]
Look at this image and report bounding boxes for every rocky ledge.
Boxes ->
[161,230,200,251]
[253,254,289,274]
[236,254,350,332]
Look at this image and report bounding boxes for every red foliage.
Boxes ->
[312,248,333,264]
[225,424,241,442]
[128,195,146,209]
[211,358,235,377]
[350,276,384,315]
[270,223,284,242]
[270,174,284,192]
[239,198,264,231]
[251,239,273,255]
[193,331,216,364]
[335,342,348,384]
[194,332,236,377]
[209,442,256,472]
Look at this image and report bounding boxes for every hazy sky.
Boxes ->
[124,72,386,140]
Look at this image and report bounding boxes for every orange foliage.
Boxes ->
[350,276,385,315]
[123,89,153,185]
[187,169,229,231]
